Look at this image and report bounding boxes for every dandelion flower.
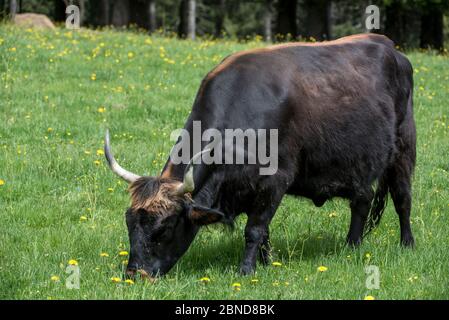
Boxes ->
[111,277,121,283]
[96,149,104,156]
[50,275,60,282]
[100,252,109,257]
[0,179,5,186]
[251,279,259,284]
[94,160,101,165]
[272,261,282,267]
[364,295,375,300]
[128,52,134,58]
[79,215,88,221]
[124,279,134,285]
[317,266,328,272]
[232,283,241,291]
[97,107,106,113]
[107,188,114,192]
[68,259,78,266]
[47,127,53,132]
[91,73,96,81]
[119,250,129,256]
[199,277,211,283]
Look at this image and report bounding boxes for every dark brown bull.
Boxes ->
[105,34,416,277]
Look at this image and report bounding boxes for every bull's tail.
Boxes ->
[363,175,389,237]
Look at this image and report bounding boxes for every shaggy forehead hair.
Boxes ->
[129,177,185,215]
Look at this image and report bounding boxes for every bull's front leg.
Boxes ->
[240,205,278,275]
[239,179,287,275]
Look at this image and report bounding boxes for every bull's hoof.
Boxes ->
[239,264,256,276]
[346,237,362,248]
[401,235,415,248]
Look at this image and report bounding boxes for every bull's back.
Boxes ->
[190,35,409,200]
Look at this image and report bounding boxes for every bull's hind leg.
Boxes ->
[388,165,415,247]
[346,190,374,246]
[389,94,416,247]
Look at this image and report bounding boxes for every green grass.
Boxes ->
[0,25,448,300]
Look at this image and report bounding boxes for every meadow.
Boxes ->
[0,24,448,300]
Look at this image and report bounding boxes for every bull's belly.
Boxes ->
[286,173,357,207]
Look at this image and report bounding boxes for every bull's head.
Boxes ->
[104,130,224,278]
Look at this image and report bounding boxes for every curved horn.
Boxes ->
[104,129,141,183]
[176,148,211,195]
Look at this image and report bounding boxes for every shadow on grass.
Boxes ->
[178,230,345,274]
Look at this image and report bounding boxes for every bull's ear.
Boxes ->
[188,205,225,225]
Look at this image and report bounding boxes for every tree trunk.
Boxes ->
[111,0,129,27]
[384,0,405,47]
[361,0,371,33]
[9,0,16,19]
[276,0,297,39]
[178,0,196,40]
[263,0,273,42]
[53,0,67,22]
[78,0,85,26]
[214,0,226,38]
[91,0,110,26]
[302,0,331,41]
[0,0,5,20]
[420,6,444,51]
[148,0,156,33]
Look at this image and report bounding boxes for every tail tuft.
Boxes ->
[363,176,389,237]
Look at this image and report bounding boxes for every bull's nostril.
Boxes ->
[137,269,157,283]
[125,268,137,279]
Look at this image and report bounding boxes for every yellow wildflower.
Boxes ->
[100,252,109,257]
[364,295,375,300]
[0,179,5,186]
[119,251,129,256]
[272,261,282,267]
[94,160,101,165]
[68,259,78,266]
[124,279,134,285]
[97,107,106,113]
[91,73,96,81]
[199,277,211,283]
[50,275,60,282]
[317,266,328,272]
[232,283,241,291]
[79,215,88,221]
[111,277,121,283]
[96,149,104,156]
